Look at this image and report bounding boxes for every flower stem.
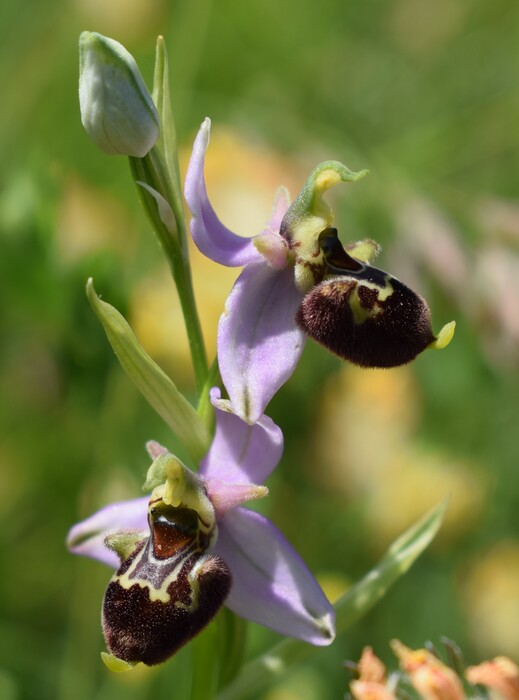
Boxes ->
[190,623,221,700]
[129,151,209,394]
[217,610,248,690]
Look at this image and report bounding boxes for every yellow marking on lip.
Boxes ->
[348,275,394,325]
[113,546,189,603]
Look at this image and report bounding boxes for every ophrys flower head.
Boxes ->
[67,389,335,668]
[185,119,454,423]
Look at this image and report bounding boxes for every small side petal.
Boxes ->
[218,263,306,424]
[66,497,148,568]
[199,387,283,484]
[185,118,261,267]
[267,187,291,233]
[205,479,268,515]
[253,188,291,269]
[215,507,335,645]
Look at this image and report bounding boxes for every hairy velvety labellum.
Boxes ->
[297,275,434,367]
[295,228,435,368]
[102,503,231,665]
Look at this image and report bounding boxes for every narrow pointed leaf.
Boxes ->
[334,499,446,632]
[87,278,210,461]
[129,155,209,394]
[216,501,446,700]
[152,36,178,189]
[151,36,187,252]
[137,181,177,236]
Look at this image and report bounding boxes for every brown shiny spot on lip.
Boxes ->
[152,521,194,559]
[150,505,199,560]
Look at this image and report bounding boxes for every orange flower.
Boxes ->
[466,657,519,700]
[350,647,398,700]
[391,640,465,700]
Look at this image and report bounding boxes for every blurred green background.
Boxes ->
[1,0,519,698]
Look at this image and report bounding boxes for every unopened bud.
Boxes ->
[79,31,159,157]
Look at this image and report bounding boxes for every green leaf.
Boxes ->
[216,501,446,700]
[151,36,187,254]
[87,278,210,463]
[334,499,446,633]
[137,181,177,237]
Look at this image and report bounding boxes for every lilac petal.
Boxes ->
[215,507,335,645]
[266,187,291,234]
[253,230,289,270]
[185,117,262,267]
[205,479,268,515]
[218,263,306,423]
[66,497,148,568]
[199,387,283,484]
[146,440,168,459]
[253,188,291,269]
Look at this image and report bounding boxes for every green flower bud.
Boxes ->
[79,31,160,157]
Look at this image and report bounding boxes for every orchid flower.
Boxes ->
[67,387,335,668]
[185,119,455,425]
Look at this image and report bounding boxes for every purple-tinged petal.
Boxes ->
[199,387,283,483]
[146,440,168,459]
[66,497,148,568]
[185,118,262,267]
[205,479,268,516]
[253,231,289,270]
[218,263,306,424]
[214,507,335,645]
[253,188,291,269]
[265,186,291,234]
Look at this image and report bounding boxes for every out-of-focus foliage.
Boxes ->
[1,0,518,698]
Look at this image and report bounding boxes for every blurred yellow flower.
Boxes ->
[462,541,519,658]
[56,176,138,263]
[309,365,485,546]
[74,0,163,41]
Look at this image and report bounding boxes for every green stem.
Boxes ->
[196,357,221,435]
[190,622,221,700]
[129,151,208,395]
[217,610,248,690]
